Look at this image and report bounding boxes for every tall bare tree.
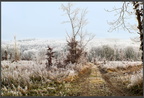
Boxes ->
[107,1,143,61]
[61,3,94,64]
[133,1,143,60]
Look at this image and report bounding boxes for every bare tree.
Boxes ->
[61,3,94,64]
[107,1,143,61]
[133,2,143,60]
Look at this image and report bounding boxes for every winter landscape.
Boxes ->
[1,2,143,96]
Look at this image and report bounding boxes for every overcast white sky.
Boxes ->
[2,2,139,41]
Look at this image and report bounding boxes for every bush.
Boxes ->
[64,38,83,64]
[36,48,46,64]
[1,46,16,60]
[127,75,143,96]
[124,46,136,60]
[114,49,121,61]
[21,49,37,60]
[101,45,114,60]
[88,45,141,61]
[88,47,103,62]
[128,81,143,96]
[88,45,114,61]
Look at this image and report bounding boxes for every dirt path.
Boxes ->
[73,64,130,96]
[71,64,112,96]
[98,66,127,96]
[89,65,128,96]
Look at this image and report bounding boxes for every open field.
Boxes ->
[1,60,143,96]
[1,38,143,96]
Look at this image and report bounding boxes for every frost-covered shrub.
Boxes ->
[88,47,103,62]
[54,51,59,59]
[127,69,143,95]
[88,45,114,61]
[21,49,37,60]
[127,69,143,87]
[101,45,114,61]
[1,46,16,60]
[124,46,136,60]
[135,51,142,61]
[36,48,46,63]
[64,38,83,64]
[88,45,141,61]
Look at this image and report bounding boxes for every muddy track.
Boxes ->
[70,63,141,96]
[95,65,128,96]
[98,69,127,96]
[74,64,127,96]
[97,64,143,96]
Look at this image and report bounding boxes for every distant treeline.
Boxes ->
[1,44,141,62]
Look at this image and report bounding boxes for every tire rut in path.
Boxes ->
[77,65,113,96]
[73,64,129,96]
[97,65,129,96]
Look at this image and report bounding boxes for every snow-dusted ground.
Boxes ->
[102,61,142,69]
[88,38,140,49]
[1,60,92,84]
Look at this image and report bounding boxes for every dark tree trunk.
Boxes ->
[133,1,143,62]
